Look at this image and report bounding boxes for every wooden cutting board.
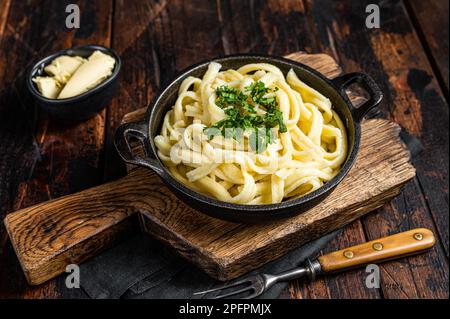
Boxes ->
[4,52,416,285]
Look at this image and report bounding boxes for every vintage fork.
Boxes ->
[194,228,435,299]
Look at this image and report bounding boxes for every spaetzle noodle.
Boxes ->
[154,62,347,205]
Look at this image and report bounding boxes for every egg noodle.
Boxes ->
[154,62,347,205]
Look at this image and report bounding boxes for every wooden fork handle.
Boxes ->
[317,228,435,273]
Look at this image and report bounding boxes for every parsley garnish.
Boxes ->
[204,81,287,153]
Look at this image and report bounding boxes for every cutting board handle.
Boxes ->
[3,169,152,285]
[318,228,435,273]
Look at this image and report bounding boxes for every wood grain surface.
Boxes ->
[0,0,447,299]
[407,0,449,91]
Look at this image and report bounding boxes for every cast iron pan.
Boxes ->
[115,55,383,223]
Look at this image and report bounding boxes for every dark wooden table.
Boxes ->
[0,0,448,299]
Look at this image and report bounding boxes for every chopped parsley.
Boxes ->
[203,81,287,153]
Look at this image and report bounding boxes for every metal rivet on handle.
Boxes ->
[372,242,383,251]
[413,233,423,241]
[343,251,354,259]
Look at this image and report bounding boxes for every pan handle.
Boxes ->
[114,121,165,176]
[331,72,383,122]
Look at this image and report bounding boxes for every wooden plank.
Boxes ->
[406,0,449,91]
[0,0,113,298]
[363,180,449,298]
[360,0,449,298]
[300,0,449,299]
[217,0,318,55]
[0,0,11,40]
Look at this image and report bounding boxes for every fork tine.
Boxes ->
[193,278,252,296]
[192,286,224,296]
[213,286,254,299]
[242,291,260,299]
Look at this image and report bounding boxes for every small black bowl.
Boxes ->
[27,44,121,121]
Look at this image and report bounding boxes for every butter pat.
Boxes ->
[32,76,61,99]
[58,51,115,99]
[44,55,86,85]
